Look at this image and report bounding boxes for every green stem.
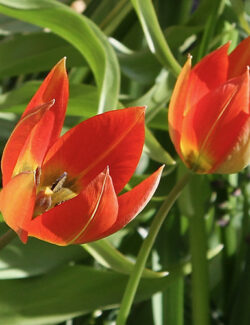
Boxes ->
[0,229,16,250]
[164,277,184,325]
[189,212,210,325]
[196,0,225,62]
[226,178,250,316]
[116,172,191,325]
[130,0,181,76]
[163,212,184,325]
[177,0,193,24]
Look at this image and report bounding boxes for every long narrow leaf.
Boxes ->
[130,0,181,76]
[83,239,168,278]
[0,0,120,113]
[0,244,223,324]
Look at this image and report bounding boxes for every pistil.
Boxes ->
[34,171,77,217]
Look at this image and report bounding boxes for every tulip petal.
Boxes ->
[0,172,36,243]
[168,56,191,159]
[228,36,250,79]
[41,107,145,194]
[28,168,118,246]
[97,165,164,240]
[188,43,229,108]
[1,101,55,185]
[22,58,68,145]
[180,70,249,173]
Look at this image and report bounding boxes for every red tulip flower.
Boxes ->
[0,59,163,245]
[168,37,250,174]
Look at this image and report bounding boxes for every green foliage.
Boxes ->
[0,0,249,324]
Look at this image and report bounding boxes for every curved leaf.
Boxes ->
[0,32,84,78]
[0,244,223,324]
[130,0,181,75]
[144,127,175,165]
[0,81,99,118]
[0,0,120,113]
[83,239,168,278]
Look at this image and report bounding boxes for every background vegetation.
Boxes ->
[0,0,249,324]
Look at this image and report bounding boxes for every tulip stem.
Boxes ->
[130,0,181,76]
[116,172,191,325]
[196,0,225,62]
[0,229,16,251]
[189,211,210,325]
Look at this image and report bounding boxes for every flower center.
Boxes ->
[34,170,77,217]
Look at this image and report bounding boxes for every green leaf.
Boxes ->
[0,0,120,113]
[130,0,181,75]
[90,0,132,36]
[83,239,168,278]
[0,244,222,324]
[231,0,250,34]
[144,127,175,165]
[0,112,18,142]
[0,236,85,279]
[148,109,169,131]
[165,25,203,54]
[128,70,173,130]
[0,32,84,78]
[0,81,99,118]
[0,0,59,10]
[0,13,40,35]
[111,38,161,84]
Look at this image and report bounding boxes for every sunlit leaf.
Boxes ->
[0,0,120,113]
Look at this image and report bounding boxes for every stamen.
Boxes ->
[51,172,68,192]
[34,190,52,217]
[35,167,41,186]
[55,200,65,207]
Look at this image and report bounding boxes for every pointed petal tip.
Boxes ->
[100,165,165,239]
[135,105,146,116]
[228,37,250,78]
[101,165,110,175]
[222,41,231,51]
[130,106,146,112]
[36,99,55,112]
[123,106,146,123]
[155,164,165,178]
[17,228,28,244]
[155,164,165,174]
[54,57,67,74]
[50,98,56,105]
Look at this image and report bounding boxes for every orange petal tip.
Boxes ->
[54,57,67,74]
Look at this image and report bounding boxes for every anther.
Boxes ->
[51,172,68,192]
[35,167,41,186]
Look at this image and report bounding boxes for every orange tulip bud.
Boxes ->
[168,37,250,174]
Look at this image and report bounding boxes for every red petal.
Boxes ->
[168,56,191,159]
[28,168,118,245]
[228,36,250,79]
[41,107,145,194]
[22,58,68,145]
[97,165,164,239]
[0,172,36,243]
[180,70,249,173]
[188,43,229,108]
[1,101,54,186]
